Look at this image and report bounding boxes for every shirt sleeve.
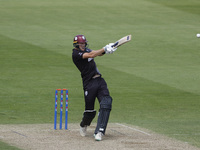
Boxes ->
[73,48,92,60]
[74,50,84,60]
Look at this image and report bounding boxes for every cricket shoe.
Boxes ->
[80,126,87,137]
[94,132,103,141]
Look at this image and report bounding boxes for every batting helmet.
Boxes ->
[73,35,88,48]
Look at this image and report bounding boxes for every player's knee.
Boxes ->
[100,96,112,110]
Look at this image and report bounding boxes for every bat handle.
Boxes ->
[112,42,118,48]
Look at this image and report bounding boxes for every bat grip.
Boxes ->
[112,42,118,48]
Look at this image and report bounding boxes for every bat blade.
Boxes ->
[112,35,132,48]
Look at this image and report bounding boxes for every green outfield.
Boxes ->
[0,0,200,149]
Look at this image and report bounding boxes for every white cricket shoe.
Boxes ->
[80,126,87,137]
[95,132,103,141]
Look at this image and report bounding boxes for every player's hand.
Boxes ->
[103,43,117,54]
[103,44,113,54]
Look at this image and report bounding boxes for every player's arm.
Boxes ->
[82,48,105,59]
[82,44,117,59]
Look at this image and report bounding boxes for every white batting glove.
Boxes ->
[103,43,117,54]
[103,44,113,54]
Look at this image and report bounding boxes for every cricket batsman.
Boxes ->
[72,34,117,141]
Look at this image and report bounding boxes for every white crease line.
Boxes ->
[115,123,151,136]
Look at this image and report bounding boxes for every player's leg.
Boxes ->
[94,96,112,135]
[80,110,96,136]
[95,78,112,140]
[80,81,98,136]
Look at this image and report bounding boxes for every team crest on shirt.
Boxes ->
[85,90,88,96]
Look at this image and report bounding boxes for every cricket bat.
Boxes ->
[111,35,132,48]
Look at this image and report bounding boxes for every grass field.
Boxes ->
[0,0,200,149]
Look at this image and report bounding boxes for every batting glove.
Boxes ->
[103,43,117,54]
[103,44,113,54]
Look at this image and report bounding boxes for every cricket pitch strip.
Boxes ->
[0,123,199,150]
